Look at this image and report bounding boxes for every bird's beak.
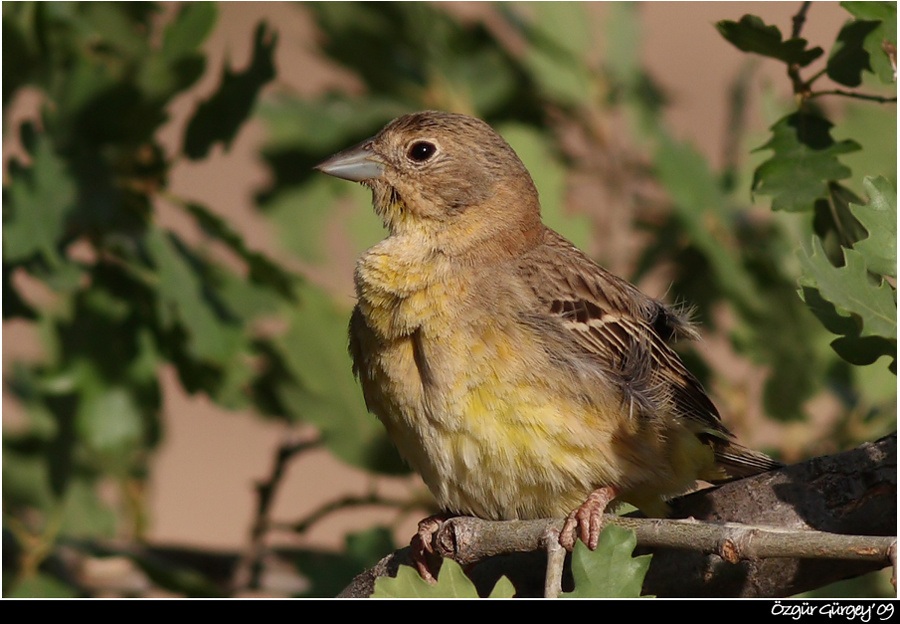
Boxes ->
[314,140,384,182]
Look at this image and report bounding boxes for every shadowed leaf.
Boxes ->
[717,15,823,67]
[184,22,276,159]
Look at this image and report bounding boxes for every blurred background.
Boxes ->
[3,2,896,597]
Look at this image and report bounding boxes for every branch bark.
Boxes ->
[338,433,897,597]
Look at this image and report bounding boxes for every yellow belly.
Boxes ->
[353,241,717,520]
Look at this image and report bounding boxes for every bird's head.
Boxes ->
[315,111,542,255]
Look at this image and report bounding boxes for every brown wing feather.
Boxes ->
[518,229,780,477]
[519,228,731,439]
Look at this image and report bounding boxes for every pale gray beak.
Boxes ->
[314,140,384,182]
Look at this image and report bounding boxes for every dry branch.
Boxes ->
[339,433,896,598]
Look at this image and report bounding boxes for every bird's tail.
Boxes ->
[710,441,782,482]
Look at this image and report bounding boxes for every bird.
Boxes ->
[315,110,779,579]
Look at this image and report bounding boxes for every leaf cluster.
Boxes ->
[2,2,299,596]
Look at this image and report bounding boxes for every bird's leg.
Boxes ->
[410,513,453,582]
[559,486,619,551]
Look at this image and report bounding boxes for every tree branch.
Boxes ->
[423,516,894,567]
[339,434,896,597]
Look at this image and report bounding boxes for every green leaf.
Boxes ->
[716,15,824,67]
[3,130,76,265]
[753,113,861,212]
[801,286,895,370]
[137,2,216,100]
[841,2,897,83]
[827,19,880,87]
[514,3,596,107]
[373,558,514,598]
[75,385,144,458]
[144,228,243,363]
[183,201,298,299]
[58,477,118,538]
[799,238,896,340]
[486,575,517,598]
[6,573,80,598]
[307,3,525,116]
[161,1,217,61]
[259,95,405,154]
[798,237,897,371]
[184,22,277,159]
[561,525,652,598]
[849,176,896,278]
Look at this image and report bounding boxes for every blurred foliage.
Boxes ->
[2,1,303,597]
[3,1,895,598]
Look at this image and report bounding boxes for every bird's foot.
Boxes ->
[410,513,452,583]
[559,486,618,551]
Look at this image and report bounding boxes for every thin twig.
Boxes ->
[231,434,323,592]
[541,528,565,599]
[787,2,813,97]
[282,492,419,535]
[808,89,898,104]
[791,2,812,39]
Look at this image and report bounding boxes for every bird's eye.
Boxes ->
[407,141,437,163]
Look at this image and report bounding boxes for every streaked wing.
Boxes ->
[519,229,731,439]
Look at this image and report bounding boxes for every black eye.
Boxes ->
[407,141,437,162]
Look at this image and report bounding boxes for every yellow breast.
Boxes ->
[353,237,717,520]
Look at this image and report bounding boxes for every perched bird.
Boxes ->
[315,111,778,577]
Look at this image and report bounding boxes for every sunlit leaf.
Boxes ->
[753,113,861,212]
[75,384,145,463]
[849,176,896,278]
[799,237,897,371]
[800,238,896,340]
[561,525,652,598]
[373,558,513,598]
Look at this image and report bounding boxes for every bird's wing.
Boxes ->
[518,228,732,440]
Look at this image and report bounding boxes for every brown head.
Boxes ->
[315,111,543,257]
